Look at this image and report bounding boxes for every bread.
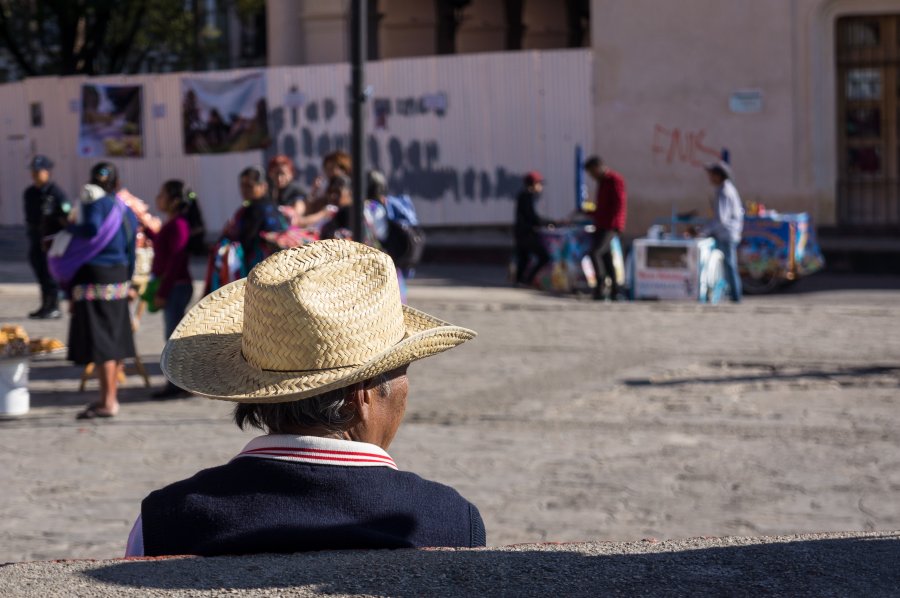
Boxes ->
[28,337,65,354]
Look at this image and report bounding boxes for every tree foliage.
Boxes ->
[0,0,257,79]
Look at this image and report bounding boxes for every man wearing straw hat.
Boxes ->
[702,161,744,303]
[126,239,485,556]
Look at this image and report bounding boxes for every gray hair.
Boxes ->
[233,374,391,434]
[367,169,387,199]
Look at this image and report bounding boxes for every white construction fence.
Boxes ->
[0,49,592,233]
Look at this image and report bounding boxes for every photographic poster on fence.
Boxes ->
[181,73,268,154]
[78,84,144,158]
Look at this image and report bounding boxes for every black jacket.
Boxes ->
[273,180,307,207]
[514,189,548,241]
[23,182,70,240]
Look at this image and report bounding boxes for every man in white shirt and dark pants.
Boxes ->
[704,161,744,303]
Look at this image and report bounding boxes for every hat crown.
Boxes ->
[240,241,406,372]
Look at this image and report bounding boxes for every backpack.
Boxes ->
[382,195,425,271]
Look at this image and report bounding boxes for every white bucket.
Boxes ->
[0,358,29,417]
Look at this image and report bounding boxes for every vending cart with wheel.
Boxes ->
[739,212,825,294]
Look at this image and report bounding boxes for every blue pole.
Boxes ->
[575,145,585,211]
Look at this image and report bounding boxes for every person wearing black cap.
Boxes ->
[23,155,71,319]
[703,161,744,303]
[513,171,552,287]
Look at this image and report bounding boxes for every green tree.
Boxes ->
[0,0,263,79]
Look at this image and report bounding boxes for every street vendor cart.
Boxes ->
[627,209,825,300]
[529,219,625,294]
[739,212,825,294]
[630,236,728,303]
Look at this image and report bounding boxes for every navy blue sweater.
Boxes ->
[141,457,486,556]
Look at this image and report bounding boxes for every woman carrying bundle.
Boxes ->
[65,163,138,419]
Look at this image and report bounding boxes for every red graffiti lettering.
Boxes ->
[652,124,721,168]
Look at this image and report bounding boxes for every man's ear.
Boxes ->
[347,382,373,424]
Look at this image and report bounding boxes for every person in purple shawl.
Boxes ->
[66,163,138,419]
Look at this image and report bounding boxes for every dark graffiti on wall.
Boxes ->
[373,92,448,129]
[287,89,449,125]
[268,93,523,203]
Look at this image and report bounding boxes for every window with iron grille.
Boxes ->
[836,15,900,229]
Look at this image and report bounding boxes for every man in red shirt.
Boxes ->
[584,156,627,300]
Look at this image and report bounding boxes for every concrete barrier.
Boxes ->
[1,532,897,597]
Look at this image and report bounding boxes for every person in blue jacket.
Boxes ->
[67,162,139,419]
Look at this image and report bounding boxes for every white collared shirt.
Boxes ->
[125,435,397,557]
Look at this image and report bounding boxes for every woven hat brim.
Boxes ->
[160,279,475,403]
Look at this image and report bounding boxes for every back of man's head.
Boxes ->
[584,156,603,171]
[233,373,393,435]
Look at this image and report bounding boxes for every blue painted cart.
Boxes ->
[529,221,625,294]
[739,212,825,294]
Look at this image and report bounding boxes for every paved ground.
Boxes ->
[1,228,900,565]
[2,532,898,597]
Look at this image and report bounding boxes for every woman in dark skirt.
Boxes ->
[67,162,138,419]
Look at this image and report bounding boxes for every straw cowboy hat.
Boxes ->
[161,239,476,402]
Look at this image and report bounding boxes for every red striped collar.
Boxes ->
[235,435,398,470]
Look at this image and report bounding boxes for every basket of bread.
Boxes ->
[0,325,65,360]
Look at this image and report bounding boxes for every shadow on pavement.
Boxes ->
[81,535,900,596]
[28,358,162,381]
[411,263,510,288]
[22,357,168,408]
[623,364,900,388]
[27,385,169,410]
[772,273,900,295]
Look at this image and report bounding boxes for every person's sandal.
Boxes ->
[76,404,118,420]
